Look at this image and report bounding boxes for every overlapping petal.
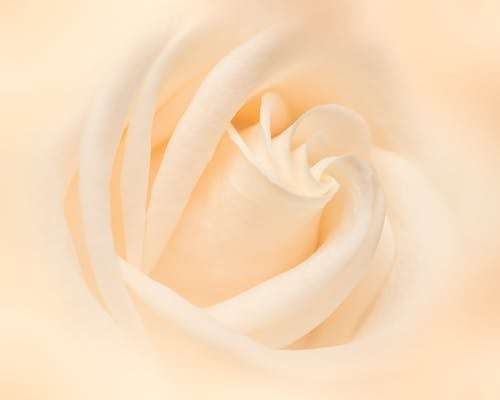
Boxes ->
[75,21,385,352]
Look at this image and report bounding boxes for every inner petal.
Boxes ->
[150,128,334,306]
[150,93,376,310]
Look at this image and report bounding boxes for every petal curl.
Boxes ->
[120,23,233,266]
[78,52,152,335]
[207,156,384,347]
[143,23,302,272]
[150,126,334,306]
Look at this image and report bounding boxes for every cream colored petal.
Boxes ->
[78,47,153,335]
[151,128,333,306]
[239,97,371,197]
[120,23,235,266]
[253,92,289,174]
[144,89,379,345]
[143,24,301,272]
[249,101,372,196]
[288,104,371,162]
[354,148,459,339]
[291,143,329,196]
[232,123,337,198]
[120,258,268,358]
[207,156,384,347]
[290,216,395,348]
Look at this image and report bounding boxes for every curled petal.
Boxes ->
[78,50,153,335]
[143,23,302,272]
[120,23,233,266]
[151,126,335,306]
[240,97,371,197]
[207,156,384,347]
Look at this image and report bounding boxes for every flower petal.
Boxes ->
[207,156,384,347]
[120,23,233,266]
[143,23,302,272]
[150,127,334,306]
[78,42,157,335]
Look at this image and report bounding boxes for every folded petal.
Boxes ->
[120,23,234,266]
[143,23,302,272]
[207,156,384,347]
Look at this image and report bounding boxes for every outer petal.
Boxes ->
[120,23,233,266]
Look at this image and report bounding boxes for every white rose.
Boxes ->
[1,1,499,399]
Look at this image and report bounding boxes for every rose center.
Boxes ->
[150,92,367,306]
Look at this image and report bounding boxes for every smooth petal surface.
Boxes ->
[2,1,500,399]
[207,156,384,347]
[78,58,150,334]
[120,23,234,266]
[143,23,302,271]
[151,129,333,306]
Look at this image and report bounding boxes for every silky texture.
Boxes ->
[1,0,499,399]
[72,19,387,351]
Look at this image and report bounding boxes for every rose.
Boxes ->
[1,1,499,399]
[67,19,392,350]
[41,13,456,384]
